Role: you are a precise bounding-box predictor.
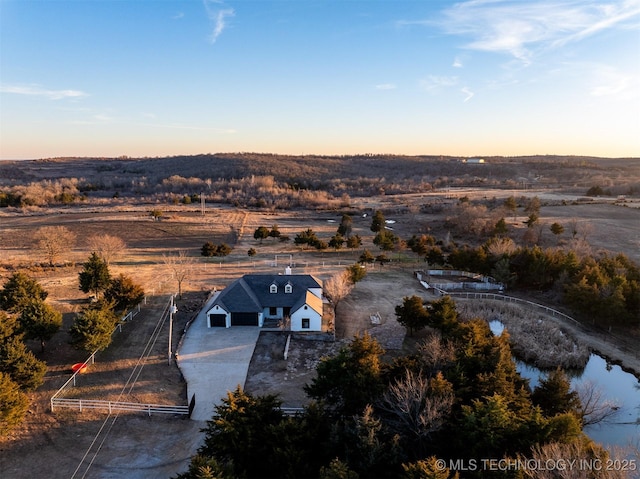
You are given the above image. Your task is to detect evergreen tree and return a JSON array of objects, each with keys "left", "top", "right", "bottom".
[
  {"left": 78, "top": 252, "right": 111, "bottom": 297},
  {"left": 199, "top": 387, "right": 285, "bottom": 478},
  {"left": 493, "top": 217, "right": 508, "bottom": 236},
  {"left": 268, "top": 224, "right": 281, "bottom": 240},
  {"left": 346, "top": 234, "right": 362, "bottom": 250},
  {"left": 503, "top": 196, "right": 517, "bottom": 221},
  {"left": 305, "top": 333, "right": 385, "bottom": 416},
  {"left": 370, "top": 210, "right": 385, "bottom": 233},
  {"left": 104, "top": 274, "right": 145, "bottom": 313},
  {"left": 531, "top": 368, "right": 581, "bottom": 417},
  {"left": 359, "top": 249, "right": 375, "bottom": 264},
  {"left": 69, "top": 303, "right": 118, "bottom": 352},
  {"left": 373, "top": 230, "right": 398, "bottom": 251},
  {"left": 329, "top": 234, "right": 345, "bottom": 250},
  {"left": 18, "top": 299, "right": 62, "bottom": 352},
  {"left": 201, "top": 241, "right": 217, "bottom": 257},
  {"left": 550, "top": 222, "right": 564, "bottom": 236},
  {"left": 347, "top": 263, "right": 367, "bottom": 285},
  {"left": 216, "top": 243, "right": 232, "bottom": 257},
  {"left": 0, "top": 335, "right": 47, "bottom": 390},
  {"left": 395, "top": 296, "right": 430, "bottom": 336},
  {"left": 0, "top": 272, "right": 48, "bottom": 313},
  {"left": 337, "top": 214, "right": 353, "bottom": 238},
  {"left": 253, "top": 226, "right": 270, "bottom": 244},
  {"left": 0, "top": 372, "right": 29, "bottom": 435}
]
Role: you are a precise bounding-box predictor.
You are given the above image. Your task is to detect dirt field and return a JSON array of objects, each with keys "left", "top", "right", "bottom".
[
  {"left": 1, "top": 192, "right": 639, "bottom": 478},
  {"left": 244, "top": 268, "right": 426, "bottom": 405}
]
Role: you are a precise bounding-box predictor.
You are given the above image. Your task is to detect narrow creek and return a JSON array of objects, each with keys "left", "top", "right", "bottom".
[{"left": 489, "top": 320, "right": 640, "bottom": 448}]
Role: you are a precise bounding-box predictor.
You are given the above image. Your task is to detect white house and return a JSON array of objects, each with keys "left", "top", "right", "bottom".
[{"left": 206, "top": 272, "right": 324, "bottom": 332}]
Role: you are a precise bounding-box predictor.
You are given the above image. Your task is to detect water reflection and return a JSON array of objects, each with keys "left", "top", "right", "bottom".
[{"left": 490, "top": 320, "right": 640, "bottom": 447}]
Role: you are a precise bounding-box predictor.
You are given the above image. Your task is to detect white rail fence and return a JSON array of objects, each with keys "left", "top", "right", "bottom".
[
  {"left": 427, "top": 289, "right": 580, "bottom": 326},
  {"left": 50, "top": 298, "right": 189, "bottom": 417},
  {"left": 51, "top": 398, "right": 189, "bottom": 416}
]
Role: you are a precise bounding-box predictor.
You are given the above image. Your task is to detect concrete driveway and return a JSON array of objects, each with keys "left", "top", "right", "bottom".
[{"left": 177, "top": 293, "right": 261, "bottom": 421}]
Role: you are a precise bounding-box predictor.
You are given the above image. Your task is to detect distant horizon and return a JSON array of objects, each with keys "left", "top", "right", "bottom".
[
  {"left": 2, "top": 151, "right": 639, "bottom": 163},
  {"left": 1, "top": 1, "right": 638, "bottom": 160}
]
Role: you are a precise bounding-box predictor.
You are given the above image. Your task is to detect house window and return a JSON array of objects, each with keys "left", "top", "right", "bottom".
[
  {"left": 270, "top": 283, "right": 277, "bottom": 293},
  {"left": 269, "top": 307, "right": 277, "bottom": 316},
  {"left": 302, "top": 318, "right": 310, "bottom": 329},
  {"left": 285, "top": 283, "right": 292, "bottom": 293}
]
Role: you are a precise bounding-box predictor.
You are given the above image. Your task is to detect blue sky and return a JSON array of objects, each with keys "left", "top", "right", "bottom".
[{"left": 1, "top": 0, "right": 639, "bottom": 159}]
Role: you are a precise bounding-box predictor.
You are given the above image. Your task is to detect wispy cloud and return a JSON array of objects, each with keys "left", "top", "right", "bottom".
[
  {"left": 375, "top": 83, "right": 397, "bottom": 90},
  {"left": 452, "top": 56, "right": 464, "bottom": 68},
  {"left": 588, "top": 64, "right": 634, "bottom": 97},
  {"left": 203, "top": 0, "right": 235, "bottom": 43},
  {"left": 461, "top": 87, "right": 475, "bottom": 102},
  {"left": 436, "top": 0, "right": 640, "bottom": 64},
  {"left": 172, "top": 12, "right": 185, "bottom": 20},
  {"left": 1, "top": 84, "right": 88, "bottom": 100},
  {"left": 420, "top": 75, "right": 458, "bottom": 92}
]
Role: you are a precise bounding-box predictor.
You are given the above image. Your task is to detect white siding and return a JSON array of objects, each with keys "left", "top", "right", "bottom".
[
  {"left": 290, "top": 304, "right": 322, "bottom": 331},
  {"left": 206, "top": 304, "right": 231, "bottom": 328}
]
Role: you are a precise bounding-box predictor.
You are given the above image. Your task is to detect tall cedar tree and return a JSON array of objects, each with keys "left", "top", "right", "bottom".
[
  {"left": 69, "top": 303, "right": 119, "bottom": 352},
  {"left": 395, "top": 295, "right": 430, "bottom": 336},
  {"left": 79, "top": 252, "right": 111, "bottom": 297},
  {"left": 18, "top": 299, "right": 62, "bottom": 352},
  {"left": 0, "top": 335, "right": 47, "bottom": 390},
  {"left": 104, "top": 274, "right": 145, "bottom": 313},
  {"left": 0, "top": 272, "right": 48, "bottom": 313},
  {"left": 304, "top": 333, "right": 385, "bottom": 416},
  {"left": 0, "top": 371, "right": 29, "bottom": 435},
  {"left": 370, "top": 210, "right": 385, "bottom": 232}
]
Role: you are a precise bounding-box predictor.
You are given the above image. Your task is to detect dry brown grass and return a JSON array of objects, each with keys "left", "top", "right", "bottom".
[{"left": 456, "top": 299, "right": 590, "bottom": 369}]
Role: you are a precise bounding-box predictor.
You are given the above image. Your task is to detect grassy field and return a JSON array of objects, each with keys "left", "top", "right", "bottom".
[{"left": 1, "top": 181, "right": 640, "bottom": 478}]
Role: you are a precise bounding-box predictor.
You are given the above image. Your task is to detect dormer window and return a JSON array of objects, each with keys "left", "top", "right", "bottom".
[
  {"left": 270, "top": 283, "right": 278, "bottom": 293},
  {"left": 284, "top": 283, "right": 292, "bottom": 294}
]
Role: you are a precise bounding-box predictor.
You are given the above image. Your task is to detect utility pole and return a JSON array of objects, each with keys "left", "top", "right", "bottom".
[{"left": 168, "top": 296, "right": 178, "bottom": 365}]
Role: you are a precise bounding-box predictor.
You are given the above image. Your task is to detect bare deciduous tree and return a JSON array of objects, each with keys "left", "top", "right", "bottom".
[
  {"left": 163, "top": 250, "right": 194, "bottom": 298},
  {"left": 486, "top": 237, "right": 517, "bottom": 258},
  {"left": 418, "top": 333, "right": 456, "bottom": 373},
  {"left": 86, "top": 234, "right": 126, "bottom": 266},
  {"left": 378, "top": 369, "right": 454, "bottom": 442},
  {"left": 576, "top": 380, "right": 622, "bottom": 426},
  {"left": 577, "top": 221, "right": 594, "bottom": 241},
  {"left": 34, "top": 226, "right": 76, "bottom": 266},
  {"left": 525, "top": 439, "right": 632, "bottom": 479},
  {"left": 323, "top": 271, "right": 354, "bottom": 314}
]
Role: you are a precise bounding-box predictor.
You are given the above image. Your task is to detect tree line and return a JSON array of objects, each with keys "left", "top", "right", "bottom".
[{"left": 4, "top": 154, "right": 638, "bottom": 209}]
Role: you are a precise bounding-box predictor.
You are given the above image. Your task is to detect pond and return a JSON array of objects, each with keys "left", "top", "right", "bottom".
[{"left": 489, "top": 320, "right": 640, "bottom": 448}]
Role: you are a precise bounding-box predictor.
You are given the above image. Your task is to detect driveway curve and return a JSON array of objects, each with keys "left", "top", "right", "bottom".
[{"left": 177, "top": 293, "right": 261, "bottom": 421}]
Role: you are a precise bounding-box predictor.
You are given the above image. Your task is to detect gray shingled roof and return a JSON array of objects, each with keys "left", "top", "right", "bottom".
[{"left": 213, "top": 274, "right": 322, "bottom": 313}]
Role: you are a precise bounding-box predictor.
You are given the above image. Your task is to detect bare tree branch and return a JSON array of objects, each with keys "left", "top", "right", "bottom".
[
  {"left": 378, "top": 368, "right": 453, "bottom": 441},
  {"left": 163, "top": 250, "right": 194, "bottom": 298},
  {"left": 577, "top": 380, "right": 622, "bottom": 427},
  {"left": 86, "top": 234, "right": 126, "bottom": 266}
]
